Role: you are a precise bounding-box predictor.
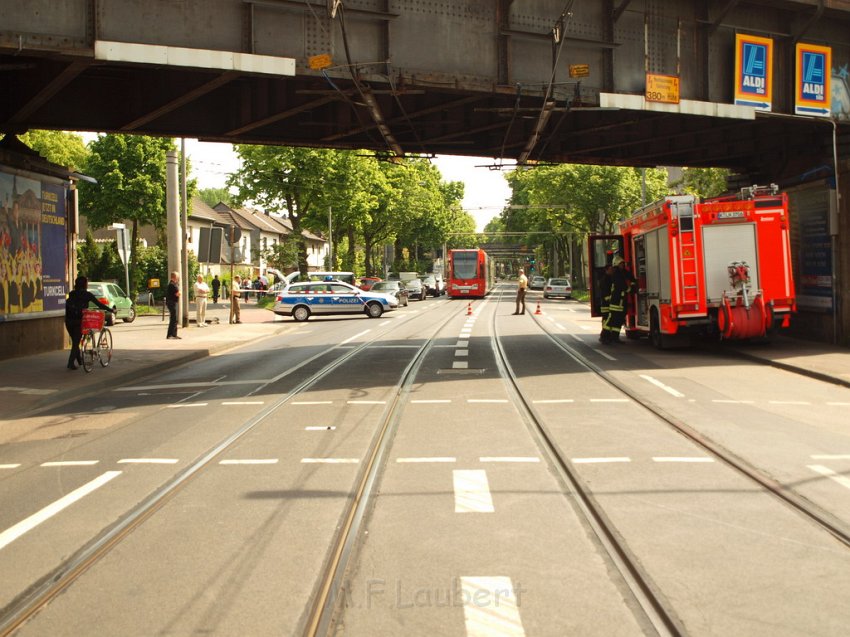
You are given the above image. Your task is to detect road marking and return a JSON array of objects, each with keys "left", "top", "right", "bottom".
[
  {"left": 640, "top": 374, "right": 685, "bottom": 398},
  {"left": 652, "top": 457, "right": 714, "bottom": 463},
  {"left": 712, "top": 399, "right": 755, "bottom": 404},
  {"left": 456, "top": 340, "right": 469, "bottom": 348},
  {"left": 468, "top": 399, "right": 508, "bottom": 404},
  {"left": 453, "top": 361, "right": 469, "bottom": 369},
  {"left": 594, "top": 348, "right": 617, "bottom": 361},
  {"left": 0, "top": 471, "right": 122, "bottom": 551},
  {"left": 589, "top": 398, "right": 629, "bottom": 403},
  {"left": 341, "top": 329, "right": 370, "bottom": 345},
  {"left": 572, "top": 457, "right": 631, "bottom": 464},
  {"left": 0, "top": 464, "right": 21, "bottom": 470},
  {"left": 305, "top": 426, "right": 337, "bottom": 431},
  {"left": 117, "top": 458, "right": 179, "bottom": 464},
  {"left": 479, "top": 457, "right": 540, "bottom": 463},
  {"left": 460, "top": 576, "right": 526, "bottom": 637},
  {"left": 220, "top": 459, "right": 279, "bottom": 465},
  {"left": 347, "top": 400, "right": 386, "bottom": 405},
  {"left": 168, "top": 403, "right": 208, "bottom": 408},
  {"left": 41, "top": 461, "right": 99, "bottom": 467},
  {"left": 396, "top": 457, "right": 456, "bottom": 463},
  {"left": 411, "top": 399, "right": 452, "bottom": 404},
  {"left": 301, "top": 458, "right": 359, "bottom": 464},
  {"left": 810, "top": 454, "right": 850, "bottom": 460},
  {"left": 532, "top": 399, "right": 574, "bottom": 404},
  {"left": 0, "top": 387, "right": 57, "bottom": 395},
  {"left": 456, "top": 349, "right": 469, "bottom": 357},
  {"left": 554, "top": 323, "right": 566, "bottom": 330},
  {"left": 221, "top": 401, "right": 264, "bottom": 405},
  {"left": 808, "top": 465, "right": 850, "bottom": 491},
  {"left": 292, "top": 401, "right": 333, "bottom": 405},
  {"left": 454, "top": 470, "right": 495, "bottom": 513},
  {"left": 769, "top": 400, "right": 811, "bottom": 405}
]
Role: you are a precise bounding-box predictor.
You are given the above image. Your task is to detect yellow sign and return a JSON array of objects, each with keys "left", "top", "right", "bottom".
[
  {"left": 148, "top": 278, "right": 161, "bottom": 289},
  {"left": 308, "top": 54, "right": 333, "bottom": 70},
  {"left": 646, "top": 74, "right": 680, "bottom": 104},
  {"left": 569, "top": 64, "right": 590, "bottom": 78}
]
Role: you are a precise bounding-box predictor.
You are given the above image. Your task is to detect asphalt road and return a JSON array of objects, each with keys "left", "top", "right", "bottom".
[{"left": 2, "top": 286, "right": 850, "bottom": 636}]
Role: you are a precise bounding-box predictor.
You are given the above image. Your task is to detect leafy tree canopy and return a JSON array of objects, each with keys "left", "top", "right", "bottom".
[{"left": 19, "top": 130, "right": 89, "bottom": 171}]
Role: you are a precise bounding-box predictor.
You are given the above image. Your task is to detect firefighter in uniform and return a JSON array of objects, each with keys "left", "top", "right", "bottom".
[
  {"left": 598, "top": 262, "right": 614, "bottom": 343},
  {"left": 602, "top": 255, "right": 633, "bottom": 343}
]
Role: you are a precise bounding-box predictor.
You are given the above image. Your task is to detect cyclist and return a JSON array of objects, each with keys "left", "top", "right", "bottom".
[{"left": 65, "top": 276, "right": 114, "bottom": 370}]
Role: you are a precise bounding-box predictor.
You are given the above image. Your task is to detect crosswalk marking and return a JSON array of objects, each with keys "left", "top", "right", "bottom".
[
  {"left": 460, "top": 576, "right": 526, "bottom": 637},
  {"left": 453, "top": 470, "right": 494, "bottom": 513}
]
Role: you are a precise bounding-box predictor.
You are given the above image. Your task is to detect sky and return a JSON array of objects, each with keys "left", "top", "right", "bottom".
[{"left": 180, "top": 139, "right": 512, "bottom": 232}]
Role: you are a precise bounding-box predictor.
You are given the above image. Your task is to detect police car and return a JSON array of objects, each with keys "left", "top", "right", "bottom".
[{"left": 273, "top": 280, "right": 398, "bottom": 321}]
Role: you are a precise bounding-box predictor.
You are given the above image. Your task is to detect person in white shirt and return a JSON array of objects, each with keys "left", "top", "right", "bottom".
[
  {"left": 194, "top": 274, "right": 210, "bottom": 327},
  {"left": 514, "top": 268, "right": 528, "bottom": 315}
]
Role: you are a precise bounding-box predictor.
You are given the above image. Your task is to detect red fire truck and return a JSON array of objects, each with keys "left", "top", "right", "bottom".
[{"left": 589, "top": 185, "right": 796, "bottom": 348}]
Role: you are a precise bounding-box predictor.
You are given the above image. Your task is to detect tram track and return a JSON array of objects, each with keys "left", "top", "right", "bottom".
[{"left": 0, "top": 303, "right": 458, "bottom": 637}]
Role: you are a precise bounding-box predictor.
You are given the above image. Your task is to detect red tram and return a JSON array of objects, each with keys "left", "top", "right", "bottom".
[{"left": 447, "top": 248, "right": 494, "bottom": 298}]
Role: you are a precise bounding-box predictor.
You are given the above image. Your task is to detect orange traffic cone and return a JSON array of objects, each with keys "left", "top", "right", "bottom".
[
  {"left": 467, "top": 302, "right": 473, "bottom": 316},
  {"left": 534, "top": 300, "right": 542, "bottom": 315}
]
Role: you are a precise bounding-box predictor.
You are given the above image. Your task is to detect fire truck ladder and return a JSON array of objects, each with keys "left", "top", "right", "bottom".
[{"left": 674, "top": 202, "right": 699, "bottom": 305}]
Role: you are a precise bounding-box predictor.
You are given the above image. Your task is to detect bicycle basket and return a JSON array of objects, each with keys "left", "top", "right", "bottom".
[{"left": 81, "top": 309, "right": 105, "bottom": 331}]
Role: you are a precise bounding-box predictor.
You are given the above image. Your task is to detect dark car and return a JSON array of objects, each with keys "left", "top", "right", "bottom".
[
  {"left": 371, "top": 280, "right": 410, "bottom": 307},
  {"left": 404, "top": 278, "right": 428, "bottom": 301},
  {"left": 87, "top": 281, "right": 136, "bottom": 326}
]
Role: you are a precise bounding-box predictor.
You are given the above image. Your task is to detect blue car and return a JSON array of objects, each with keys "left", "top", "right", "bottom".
[{"left": 273, "top": 280, "right": 398, "bottom": 321}]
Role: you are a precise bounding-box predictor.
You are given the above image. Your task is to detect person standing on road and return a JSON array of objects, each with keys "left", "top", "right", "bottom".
[
  {"left": 514, "top": 268, "right": 528, "bottom": 315},
  {"left": 211, "top": 275, "right": 221, "bottom": 304},
  {"left": 64, "top": 276, "right": 114, "bottom": 370},
  {"left": 230, "top": 275, "right": 242, "bottom": 324},
  {"left": 166, "top": 271, "right": 181, "bottom": 339},
  {"left": 598, "top": 262, "right": 614, "bottom": 343},
  {"left": 602, "top": 256, "right": 632, "bottom": 343},
  {"left": 194, "top": 274, "right": 209, "bottom": 327}
]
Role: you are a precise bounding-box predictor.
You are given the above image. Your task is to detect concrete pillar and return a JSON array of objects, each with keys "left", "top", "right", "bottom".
[{"left": 166, "top": 150, "right": 182, "bottom": 323}]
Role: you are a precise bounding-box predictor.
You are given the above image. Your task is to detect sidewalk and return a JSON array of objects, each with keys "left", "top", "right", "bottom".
[
  {"left": 0, "top": 301, "right": 291, "bottom": 421},
  {"left": 1, "top": 304, "right": 848, "bottom": 423}
]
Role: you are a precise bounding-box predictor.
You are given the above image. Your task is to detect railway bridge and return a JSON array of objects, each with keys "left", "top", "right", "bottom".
[{"left": 1, "top": 0, "right": 850, "bottom": 343}]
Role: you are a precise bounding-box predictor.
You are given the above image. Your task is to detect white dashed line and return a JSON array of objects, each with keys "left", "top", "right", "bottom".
[
  {"left": 479, "top": 457, "right": 540, "bottom": 463},
  {"left": 808, "top": 465, "right": 850, "bottom": 491},
  {"left": 305, "top": 426, "right": 337, "bottom": 431},
  {"left": 396, "top": 457, "right": 457, "bottom": 463},
  {"left": 0, "top": 464, "right": 21, "bottom": 470},
  {"left": 0, "top": 471, "right": 121, "bottom": 551},
  {"left": 572, "top": 457, "right": 631, "bottom": 464},
  {"left": 640, "top": 374, "right": 685, "bottom": 398},
  {"left": 117, "top": 459, "right": 179, "bottom": 464},
  {"left": 460, "top": 576, "right": 526, "bottom": 637},
  {"left": 41, "top": 461, "right": 99, "bottom": 467},
  {"left": 220, "top": 459, "right": 279, "bottom": 465},
  {"left": 453, "top": 470, "right": 495, "bottom": 513},
  {"left": 652, "top": 457, "right": 714, "bottom": 463},
  {"left": 168, "top": 403, "right": 208, "bottom": 408},
  {"left": 810, "top": 454, "right": 850, "bottom": 460},
  {"left": 341, "top": 329, "right": 370, "bottom": 345},
  {"left": 301, "top": 458, "right": 359, "bottom": 464},
  {"left": 594, "top": 348, "right": 617, "bottom": 361}
]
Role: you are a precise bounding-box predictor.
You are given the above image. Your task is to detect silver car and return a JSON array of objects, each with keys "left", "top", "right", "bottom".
[
  {"left": 543, "top": 277, "right": 572, "bottom": 299},
  {"left": 273, "top": 280, "right": 398, "bottom": 321}
]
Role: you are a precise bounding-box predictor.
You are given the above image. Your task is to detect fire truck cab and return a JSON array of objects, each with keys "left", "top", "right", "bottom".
[{"left": 589, "top": 185, "right": 796, "bottom": 348}]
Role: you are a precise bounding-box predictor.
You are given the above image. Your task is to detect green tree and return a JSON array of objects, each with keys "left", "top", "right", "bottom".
[
  {"left": 260, "top": 236, "right": 301, "bottom": 276},
  {"left": 197, "top": 186, "right": 234, "bottom": 208},
  {"left": 78, "top": 134, "right": 176, "bottom": 294},
  {"left": 77, "top": 230, "right": 101, "bottom": 278},
  {"left": 19, "top": 130, "right": 88, "bottom": 170},
  {"left": 674, "top": 167, "right": 730, "bottom": 199}
]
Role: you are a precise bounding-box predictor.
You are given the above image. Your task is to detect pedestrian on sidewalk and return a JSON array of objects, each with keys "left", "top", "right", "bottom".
[
  {"left": 211, "top": 275, "right": 221, "bottom": 304},
  {"left": 194, "top": 274, "right": 209, "bottom": 327},
  {"left": 64, "top": 276, "right": 114, "bottom": 370},
  {"left": 514, "top": 268, "right": 528, "bottom": 315},
  {"left": 166, "top": 271, "right": 181, "bottom": 339},
  {"left": 230, "top": 275, "right": 242, "bottom": 324}
]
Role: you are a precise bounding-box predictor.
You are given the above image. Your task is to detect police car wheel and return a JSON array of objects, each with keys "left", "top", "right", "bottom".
[
  {"left": 292, "top": 305, "right": 311, "bottom": 322},
  {"left": 365, "top": 302, "right": 383, "bottom": 318}
]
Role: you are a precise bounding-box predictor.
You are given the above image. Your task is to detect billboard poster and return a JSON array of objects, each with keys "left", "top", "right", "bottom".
[
  {"left": 0, "top": 169, "right": 68, "bottom": 319},
  {"left": 796, "top": 43, "right": 832, "bottom": 116},
  {"left": 734, "top": 33, "right": 773, "bottom": 111}
]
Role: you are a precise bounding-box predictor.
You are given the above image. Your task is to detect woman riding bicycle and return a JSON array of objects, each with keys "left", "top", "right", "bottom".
[{"left": 65, "top": 276, "right": 114, "bottom": 370}]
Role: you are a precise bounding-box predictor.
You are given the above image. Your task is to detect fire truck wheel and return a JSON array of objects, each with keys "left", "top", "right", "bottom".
[{"left": 649, "top": 309, "right": 667, "bottom": 350}]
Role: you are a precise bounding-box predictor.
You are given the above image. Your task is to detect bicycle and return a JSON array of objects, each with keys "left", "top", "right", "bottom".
[{"left": 80, "top": 309, "right": 113, "bottom": 373}]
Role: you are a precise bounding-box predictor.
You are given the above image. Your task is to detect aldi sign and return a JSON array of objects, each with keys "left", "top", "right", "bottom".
[
  {"left": 795, "top": 43, "right": 831, "bottom": 117},
  {"left": 734, "top": 33, "right": 773, "bottom": 111}
]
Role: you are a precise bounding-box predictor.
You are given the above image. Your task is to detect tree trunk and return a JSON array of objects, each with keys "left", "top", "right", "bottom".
[{"left": 129, "top": 220, "right": 139, "bottom": 294}]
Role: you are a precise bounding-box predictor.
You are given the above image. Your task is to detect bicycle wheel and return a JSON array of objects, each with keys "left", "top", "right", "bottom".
[
  {"left": 81, "top": 331, "right": 97, "bottom": 372},
  {"left": 97, "top": 328, "right": 113, "bottom": 367}
]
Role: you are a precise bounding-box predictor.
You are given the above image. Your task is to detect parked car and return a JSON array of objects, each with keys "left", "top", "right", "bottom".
[
  {"left": 543, "top": 277, "right": 572, "bottom": 299},
  {"left": 529, "top": 275, "right": 546, "bottom": 290},
  {"left": 273, "top": 280, "right": 397, "bottom": 321},
  {"left": 420, "top": 274, "right": 444, "bottom": 297},
  {"left": 404, "top": 278, "right": 428, "bottom": 301},
  {"left": 371, "top": 280, "right": 410, "bottom": 307},
  {"left": 359, "top": 276, "right": 382, "bottom": 291},
  {"left": 87, "top": 282, "right": 136, "bottom": 326}
]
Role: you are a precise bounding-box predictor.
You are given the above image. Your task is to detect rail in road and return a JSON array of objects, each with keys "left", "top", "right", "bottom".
[{"left": 2, "top": 287, "right": 850, "bottom": 635}]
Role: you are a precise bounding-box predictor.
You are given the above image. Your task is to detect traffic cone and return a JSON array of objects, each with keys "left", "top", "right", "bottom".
[
  {"left": 534, "top": 300, "right": 542, "bottom": 315},
  {"left": 467, "top": 302, "right": 473, "bottom": 316}
]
